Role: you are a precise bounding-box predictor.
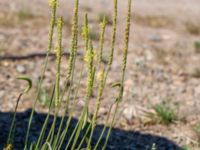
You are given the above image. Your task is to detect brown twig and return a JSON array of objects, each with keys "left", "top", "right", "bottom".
[
  {"left": 0, "top": 51, "right": 82, "bottom": 61},
  {"left": 0, "top": 51, "right": 108, "bottom": 63}
]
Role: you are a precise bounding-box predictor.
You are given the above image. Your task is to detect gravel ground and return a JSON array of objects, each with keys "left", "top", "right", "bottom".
[{"left": 1, "top": 0, "right": 200, "bottom": 149}]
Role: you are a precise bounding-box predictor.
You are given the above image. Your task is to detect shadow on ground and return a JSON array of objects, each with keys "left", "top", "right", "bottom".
[{"left": 0, "top": 109, "right": 182, "bottom": 150}]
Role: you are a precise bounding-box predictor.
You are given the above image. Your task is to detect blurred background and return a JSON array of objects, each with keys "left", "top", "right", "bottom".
[{"left": 1, "top": 0, "right": 200, "bottom": 149}]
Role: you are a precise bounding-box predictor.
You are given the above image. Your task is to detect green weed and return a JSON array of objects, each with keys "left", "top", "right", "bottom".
[
  {"left": 153, "top": 103, "right": 177, "bottom": 125},
  {"left": 17, "top": 9, "right": 34, "bottom": 21},
  {"left": 38, "top": 88, "right": 52, "bottom": 107},
  {"left": 194, "top": 41, "right": 200, "bottom": 53}
]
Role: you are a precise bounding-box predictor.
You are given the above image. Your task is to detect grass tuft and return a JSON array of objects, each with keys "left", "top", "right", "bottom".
[
  {"left": 153, "top": 103, "right": 177, "bottom": 125},
  {"left": 134, "top": 13, "right": 173, "bottom": 28}
]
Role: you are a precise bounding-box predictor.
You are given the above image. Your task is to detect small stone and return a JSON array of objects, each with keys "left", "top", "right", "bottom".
[
  {"left": 98, "top": 107, "right": 107, "bottom": 116},
  {"left": 16, "top": 65, "right": 26, "bottom": 73},
  {"left": 145, "top": 50, "right": 154, "bottom": 61},
  {"left": 134, "top": 57, "right": 146, "bottom": 68},
  {"left": 148, "top": 33, "right": 162, "bottom": 42},
  {"left": 123, "top": 106, "right": 136, "bottom": 120},
  {"left": 0, "top": 90, "right": 5, "bottom": 98}
]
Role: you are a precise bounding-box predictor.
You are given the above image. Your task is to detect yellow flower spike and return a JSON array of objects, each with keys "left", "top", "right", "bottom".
[
  {"left": 86, "top": 40, "right": 94, "bottom": 98},
  {"left": 66, "top": 0, "right": 79, "bottom": 81},
  {"left": 87, "top": 68, "right": 105, "bottom": 149},
  {"left": 108, "top": 0, "right": 118, "bottom": 66},
  {"left": 82, "top": 13, "right": 89, "bottom": 53},
  {"left": 48, "top": 0, "right": 58, "bottom": 9},
  {"left": 101, "top": 0, "right": 132, "bottom": 149},
  {"left": 93, "top": 48, "right": 98, "bottom": 61},
  {"left": 93, "top": 68, "right": 105, "bottom": 126},
  {"left": 55, "top": 17, "right": 63, "bottom": 107},
  {"left": 98, "top": 16, "right": 107, "bottom": 65}
]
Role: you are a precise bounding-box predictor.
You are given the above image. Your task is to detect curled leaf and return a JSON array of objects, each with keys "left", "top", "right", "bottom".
[
  {"left": 17, "top": 76, "right": 32, "bottom": 93},
  {"left": 44, "top": 142, "right": 52, "bottom": 150},
  {"left": 111, "top": 82, "right": 121, "bottom": 88}
]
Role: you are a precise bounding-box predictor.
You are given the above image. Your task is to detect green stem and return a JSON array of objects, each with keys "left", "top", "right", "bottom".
[
  {"left": 7, "top": 93, "right": 23, "bottom": 145},
  {"left": 24, "top": 1, "right": 57, "bottom": 148}
]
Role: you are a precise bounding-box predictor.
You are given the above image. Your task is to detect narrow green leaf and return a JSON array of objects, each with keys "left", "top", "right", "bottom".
[
  {"left": 17, "top": 76, "right": 32, "bottom": 93},
  {"left": 111, "top": 82, "right": 121, "bottom": 88}
]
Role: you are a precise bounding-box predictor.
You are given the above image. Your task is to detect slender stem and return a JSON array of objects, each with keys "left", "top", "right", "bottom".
[
  {"left": 102, "top": 0, "right": 132, "bottom": 149},
  {"left": 7, "top": 93, "right": 23, "bottom": 145},
  {"left": 35, "top": 85, "right": 55, "bottom": 149},
  {"left": 24, "top": 1, "right": 57, "bottom": 148},
  {"left": 53, "top": 64, "right": 84, "bottom": 149}
]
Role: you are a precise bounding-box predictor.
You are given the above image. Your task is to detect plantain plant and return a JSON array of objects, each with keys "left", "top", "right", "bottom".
[{"left": 4, "top": 0, "right": 132, "bottom": 149}]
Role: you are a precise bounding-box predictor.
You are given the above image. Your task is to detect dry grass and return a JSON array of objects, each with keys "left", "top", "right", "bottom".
[
  {"left": 153, "top": 46, "right": 168, "bottom": 65},
  {"left": 185, "top": 21, "right": 200, "bottom": 35},
  {"left": 191, "top": 68, "right": 200, "bottom": 78},
  {"left": 82, "top": 5, "right": 92, "bottom": 12},
  {"left": 0, "top": 44, "right": 7, "bottom": 55},
  {"left": 0, "top": 13, "right": 15, "bottom": 27},
  {"left": 133, "top": 13, "right": 173, "bottom": 28},
  {"left": 17, "top": 9, "right": 35, "bottom": 21},
  {"left": 0, "top": 10, "right": 45, "bottom": 28}
]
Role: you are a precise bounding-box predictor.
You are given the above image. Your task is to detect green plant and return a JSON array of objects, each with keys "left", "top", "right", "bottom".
[
  {"left": 151, "top": 143, "right": 156, "bottom": 150},
  {"left": 38, "top": 88, "right": 52, "bottom": 107},
  {"left": 6, "top": 77, "right": 32, "bottom": 149},
  {"left": 194, "top": 41, "right": 200, "bottom": 53},
  {"left": 4, "top": 0, "right": 132, "bottom": 149},
  {"left": 191, "top": 68, "right": 200, "bottom": 78},
  {"left": 98, "top": 13, "right": 112, "bottom": 25},
  {"left": 153, "top": 103, "right": 177, "bottom": 125},
  {"left": 181, "top": 145, "right": 192, "bottom": 150},
  {"left": 17, "top": 9, "right": 34, "bottom": 21},
  {"left": 194, "top": 123, "right": 200, "bottom": 146}
]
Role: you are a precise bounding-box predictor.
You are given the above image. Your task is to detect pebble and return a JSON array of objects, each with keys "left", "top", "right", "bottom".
[
  {"left": 148, "top": 34, "right": 162, "bottom": 42},
  {"left": 123, "top": 105, "right": 136, "bottom": 120},
  {"left": 16, "top": 64, "right": 26, "bottom": 73},
  {"left": 0, "top": 90, "right": 5, "bottom": 99},
  {"left": 98, "top": 107, "right": 107, "bottom": 116},
  {"left": 134, "top": 57, "right": 146, "bottom": 68},
  {"left": 145, "top": 50, "right": 154, "bottom": 61}
]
